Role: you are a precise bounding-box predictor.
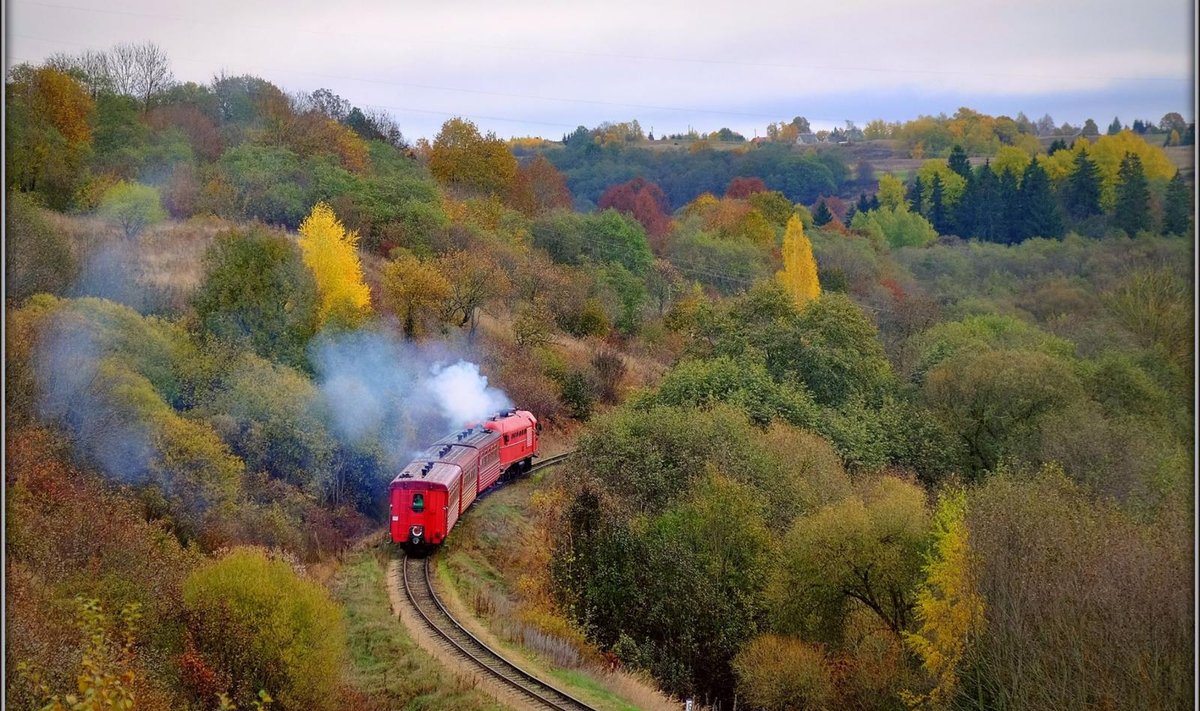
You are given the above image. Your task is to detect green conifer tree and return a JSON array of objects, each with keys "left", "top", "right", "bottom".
[
  {"left": 1162, "top": 171, "right": 1192, "bottom": 236},
  {"left": 1061, "top": 149, "right": 1102, "bottom": 221},
  {"left": 813, "top": 200, "right": 833, "bottom": 226},
  {"left": 1019, "top": 158, "right": 1064, "bottom": 240},
  {"left": 1113, "top": 152, "right": 1151, "bottom": 236},
  {"left": 929, "top": 173, "right": 948, "bottom": 234},
  {"left": 948, "top": 145, "right": 972, "bottom": 179}
]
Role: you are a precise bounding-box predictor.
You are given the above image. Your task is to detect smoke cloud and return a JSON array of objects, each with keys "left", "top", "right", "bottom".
[{"left": 310, "top": 327, "right": 512, "bottom": 466}]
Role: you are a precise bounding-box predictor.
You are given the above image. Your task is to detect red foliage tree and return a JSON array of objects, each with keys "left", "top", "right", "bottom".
[
  {"left": 598, "top": 177, "right": 672, "bottom": 253},
  {"left": 725, "top": 176, "right": 767, "bottom": 199},
  {"left": 510, "top": 155, "right": 573, "bottom": 216}
]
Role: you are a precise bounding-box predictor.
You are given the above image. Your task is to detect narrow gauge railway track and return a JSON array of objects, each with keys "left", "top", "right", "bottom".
[{"left": 401, "top": 555, "right": 597, "bottom": 711}]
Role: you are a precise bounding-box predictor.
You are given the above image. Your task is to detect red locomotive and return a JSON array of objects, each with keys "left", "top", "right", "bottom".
[{"left": 390, "top": 409, "right": 539, "bottom": 550}]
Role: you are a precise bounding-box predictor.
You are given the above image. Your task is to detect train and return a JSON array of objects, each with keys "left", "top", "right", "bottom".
[{"left": 390, "top": 408, "right": 540, "bottom": 550}]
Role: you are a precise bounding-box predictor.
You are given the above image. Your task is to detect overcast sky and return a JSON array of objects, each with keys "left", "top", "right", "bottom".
[{"left": 6, "top": 0, "right": 1195, "bottom": 140}]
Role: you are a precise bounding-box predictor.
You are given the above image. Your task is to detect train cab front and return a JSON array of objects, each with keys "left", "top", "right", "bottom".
[{"left": 389, "top": 462, "right": 447, "bottom": 553}]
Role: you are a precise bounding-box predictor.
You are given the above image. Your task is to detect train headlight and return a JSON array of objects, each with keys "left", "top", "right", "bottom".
[{"left": 410, "top": 525, "right": 424, "bottom": 537}]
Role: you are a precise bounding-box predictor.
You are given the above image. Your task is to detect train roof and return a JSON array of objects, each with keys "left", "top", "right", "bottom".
[
  {"left": 433, "top": 426, "right": 498, "bottom": 449},
  {"left": 481, "top": 409, "right": 537, "bottom": 436},
  {"left": 390, "top": 459, "right": 460, "bottom": 490}
]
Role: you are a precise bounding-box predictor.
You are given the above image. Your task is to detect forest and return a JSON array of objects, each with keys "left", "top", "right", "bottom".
[{"left": 4, "top": 41, "right": 1195, "bottom": 711}]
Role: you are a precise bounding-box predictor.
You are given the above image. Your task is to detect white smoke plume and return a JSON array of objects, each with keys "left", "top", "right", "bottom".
[{"left": 310, "top": 328, "right": 512, "bottom": 466}]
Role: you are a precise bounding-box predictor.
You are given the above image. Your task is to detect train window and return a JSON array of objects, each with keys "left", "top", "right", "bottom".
[{"left": 412, "top": 493, "right": 425, "bottom": 513}]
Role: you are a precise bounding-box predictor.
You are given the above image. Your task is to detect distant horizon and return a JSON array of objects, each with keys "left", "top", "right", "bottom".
[{"left": 6, "top": 0, "right": 1194, "bottom": 141}]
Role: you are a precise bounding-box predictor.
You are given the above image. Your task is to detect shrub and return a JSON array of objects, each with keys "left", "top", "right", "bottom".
[
  {"left": 733, "top": 635, "right": 834, "bottom": 711},
  {"left": 5, "top": 191, "right": 78, "bottom": 302},
  {"left": 183, "top": 547, "right": 345, "bottom": 710},
  {"left": 98, "top": 180, "right": 167, "bottom": 238}
]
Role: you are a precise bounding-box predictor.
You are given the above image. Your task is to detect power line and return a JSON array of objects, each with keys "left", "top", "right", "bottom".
[{"left": 12, "top": 0, "right": 1186, "bottom": 85}]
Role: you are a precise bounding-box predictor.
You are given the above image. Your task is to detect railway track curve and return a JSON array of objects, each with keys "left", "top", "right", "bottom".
[
  {"left": 400, "top": 554, "right": 597, "bottom": 711},
  {"left": 393, "top": 450, "right": 595, "bottom": 711}
]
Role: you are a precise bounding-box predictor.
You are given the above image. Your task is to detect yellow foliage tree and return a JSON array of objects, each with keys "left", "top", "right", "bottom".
[
  {"left": 776, "top": 215, "right": 820, "bottom": 307},
  {"left": 1042, "top": 131, "right": 1176, "bottom": 208},
  {"left": 902, "top": 490, "right": 986, "bottom": 710},
  {"left": 297, "top": 202, "right": 371, "bottom": 327},
  {"left": 877, "top": 173, "right": 908, "bottom": 210}
]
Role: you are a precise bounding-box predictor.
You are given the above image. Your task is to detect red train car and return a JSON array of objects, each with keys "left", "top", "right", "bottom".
[{"left": 390, "top": 409, "right": 539, "bottom": 549}]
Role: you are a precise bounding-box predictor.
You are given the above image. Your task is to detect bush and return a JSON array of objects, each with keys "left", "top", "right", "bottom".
[
  {"left": 183, "top": 547, "right": 345, "bottom": 710},
  {"left": 98, "top": 180, "right": 167, "bottom": 238},
  {"left": 733, "top": 635, "right": 834, "bottom": 711},
  {"left": 5, "top": 191, "right": 78, "bottom": 302}
]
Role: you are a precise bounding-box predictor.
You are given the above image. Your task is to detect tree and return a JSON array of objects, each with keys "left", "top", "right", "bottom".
[
  {"left": 776, "top": 215, "right": 820, "bottom": 307},
  {"left": 598, "top": 177, "right": 671, "bottom": 251},
  {"left": 907, "top": 175, "right": 924, "bottom": 213},
  {"left": 1035, "top": 113, "right": 1056, "bottom": 136},
  {"left": 1081, "top": 118, "right": 1100, "bottom": 137},
  {"left": 436, "top": 249, "right": 510, "bottom": 339},
  {"left": 1159, "top": 111, "right": 1187, "bottom": 134},
  {"left": 297, "top": 202, "right": 372, "bottom": 328},
  {"left": 381, "top": 251, "right": 452, "bottom": 337},
  {"left": 1113, "top": 152, "right": 1150, "bottom": 235},
  {"left": 193, "top": 227, "right": 320, "bottom": 368},
  {"left": 902, "top": 490, "right": 985, "bottom": 710},
  {"left": 725, "top": 176, "right": 767, "bottom": 198},
  {"left": 996, "top": 168, "right": 1020, "bottom": 243},
  {"left": 183, "top": 548, "right": 345, "bottom": 710},
  {"left": 774, "top": 476, "right": 931, "bottom": 640},
  {"left": 1161, "top": 171, "right": 1192, "bottom": 236},
  {"left": 5, "top": 65, "right": 95, "bottom": 207},
  {"left": 812, "top": 199, "right": 833, "bottom": 226},
  {"left": 791, "top": 115, "right": 812, "bottom": 133},
  {"left": 1060, "top": 149, "right": 1102, "bottom": 221},
  {"left": 851, "top": 205, "right": 937, "bottom": 248},
  {"left": 1107, "top": 116, "right": 1123, "bottom": 135},
  {"left": 1017, "top": 158, "right": 1063, "bottom": 239},
  {"left": 877, "top": 173, "right": 906, "bottom": 210},
  {"left": 509, "top": 155, "right": 572, "bottom": 216},
  {"left": 427, "top": 117, "right": 517, "bottom": 195},
  {"left": 947, "top": 144, "right": 971, "bottom": 178},
  {"left": 108, "top": 42, "right": 174, "bottom": 111},
  {"left": 928, "top": 173, "right": 948, "bottom": 234},
  {"left": 98, "top": 181, "right": 167, "bottom": 238}
]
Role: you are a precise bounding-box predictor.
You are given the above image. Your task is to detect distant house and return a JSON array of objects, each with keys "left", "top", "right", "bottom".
[{"left": 796, "top": 132, "right": 820, "bottom": 145}]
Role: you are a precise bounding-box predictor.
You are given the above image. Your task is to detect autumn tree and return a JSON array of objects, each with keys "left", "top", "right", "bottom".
[
  {"left": 509, "top": 155, "right": 573, "bottom": 216},
  {"left": 598, "top": 177, "right": 672, "bottom": 251},
  {"left": 99, "top": 181, "right": 167, "bottom": 238},
  {"left": 776, "top": 215, "right": 820, "bottom": 307},
  {"left": 725, "top": 176, "right": 768, "bottom": 198},
  {"left": 1113, "top": 152, "right": 1150, "bottom": 235},
  {"left": 902, "top": 490, "right": 985, "bottom": 709},
  {"left": 297, "top": 202, "right": 372, "bottom": 328},
  {"left": 436, "top": 249, "right": 510, "bottom": 339},
  {"left": 381, "top": 251, "right": 452, "bottom": 338},
  {"left": 428, "top": 117, "right": 518, "bottom": 195},
  {"left": 877, "top": 173, "right": 907, "bottom": 210},
  {"left": 5, "top": 64, "right": 95, "bottom": 207},
  {"left": 774, "top": 476, "right": 931, "bottom": 640}
]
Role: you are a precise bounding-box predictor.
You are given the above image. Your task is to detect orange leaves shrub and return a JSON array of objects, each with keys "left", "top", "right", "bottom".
[{"left": 598, "top": 177, "right": 672, "bottom": 252}]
